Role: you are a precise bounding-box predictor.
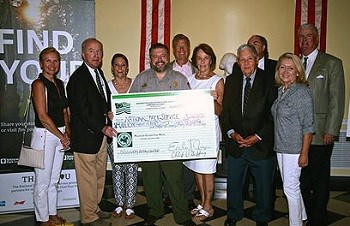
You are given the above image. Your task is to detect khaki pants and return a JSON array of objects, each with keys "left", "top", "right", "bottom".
[{"left": 74, "top": 137, "right": 107, "bottom": 224}]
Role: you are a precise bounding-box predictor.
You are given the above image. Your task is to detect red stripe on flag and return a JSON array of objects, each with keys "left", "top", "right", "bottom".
[
  {"left": 151, "top": 0, "right": 159, "bottom": 44},
  {"left": 139, "top": 0, "right": 147, "bottom": 72},
  {"left": 164, "top": 0, "right": 171, "bottom": 49},
  {"left": 294, "top": 0, "right": 302, "bottom": 54},
  {"left": 319, "top": 0, "right": 328, "bottom": 52},
  {"left": 307, "top": 0, "right": 316, "bottom": 24}
]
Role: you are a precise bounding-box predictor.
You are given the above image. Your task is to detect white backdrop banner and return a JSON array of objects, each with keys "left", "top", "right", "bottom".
[
  {"left": 0, "top": 169, "right": 79, "bottom": 214},
  {"left": 0, "top": 0, "right": 95, "bottom": 214}
]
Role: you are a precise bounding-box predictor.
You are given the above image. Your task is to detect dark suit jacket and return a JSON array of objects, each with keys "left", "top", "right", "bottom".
[
  {"left": 264, "top": 58, "right": 277, "bottom": 79},
  {"left": 221, "top": 68, "right": 277, "bottom": 159},
  {"left": 67, "top": 63, "right": 111, "bottom": 154}
]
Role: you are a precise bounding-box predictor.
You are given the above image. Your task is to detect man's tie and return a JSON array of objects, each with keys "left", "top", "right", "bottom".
[
  {"left": 94, "top": 69, "right": 106, "bottom": 100},
  {"left": 303, "top": 57, "right": 308, "bottom": 70},
  {"left": 243, "top": 77, "right": 251, "bottom": 116}
]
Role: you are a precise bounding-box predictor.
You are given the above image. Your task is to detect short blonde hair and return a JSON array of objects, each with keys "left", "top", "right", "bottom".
[
  {"left": 39, "top": 47, "right": 60, "bottom": 62},
  {"left": 275, "top": 53, "right": 307, "bottom": 86}
]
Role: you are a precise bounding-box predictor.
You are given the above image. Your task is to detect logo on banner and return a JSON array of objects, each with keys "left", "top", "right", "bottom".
[
  {"left": 14, "top": 200, "right": 25, "bottom": 205},
  {"left": 117, "top": 132, "right": 132, "bottom": 148},
  {"left": 115, "top": 102, "right": 131, "bottom": 115}
]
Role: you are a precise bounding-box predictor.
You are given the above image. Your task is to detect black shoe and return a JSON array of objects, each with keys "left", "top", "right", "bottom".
[
  {"left": 96, "top": 211, "right": 111, "bottom": 219},
  {"left": 181, "top": 219, "right": 196, "bottom": 226},
  {"left": 187, "top": 199, "right": 196, "bottom": 210},
  {"left": 163, "top": 196, "right": 172, "bottom": 207},
  {"left": 224, "top": 218, "right": 237, "bottom": 226},
  {"left": 143, "top": 215, "right": 162, "bottom": 226},
  {"left": 256, "top": 221, "right": 268, "bottom": 226}
]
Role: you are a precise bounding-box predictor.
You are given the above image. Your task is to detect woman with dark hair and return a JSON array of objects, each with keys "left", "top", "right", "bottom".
[
  {"left": 32, "top": 47, "right": 70, "bottom": 226},
  {"left": 107, "top": 53, "right": 137, "bottom": 219},
  {"left": 184, "top": 43, "right": 224, "bottom": 221}
]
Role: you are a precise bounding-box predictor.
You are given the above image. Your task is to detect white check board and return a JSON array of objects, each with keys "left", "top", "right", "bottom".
[{"left": 111, "top": 89, "right": 217, "bottom": 163}]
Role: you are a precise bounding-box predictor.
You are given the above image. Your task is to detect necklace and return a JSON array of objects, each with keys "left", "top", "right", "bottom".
[
  {"left": 195, "top": 71, "right": 213, "bottom": 80},
  {"left": 113, "top": 78, "right": 130, "bottom": 90}
]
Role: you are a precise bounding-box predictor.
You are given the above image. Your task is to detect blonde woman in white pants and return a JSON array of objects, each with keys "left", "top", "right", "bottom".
[
  {"left": 31, "top": 47, "right": 70, "bottom": 226},
  {"left": 271, "top": 53, "right": 315, "bottom": 226}
]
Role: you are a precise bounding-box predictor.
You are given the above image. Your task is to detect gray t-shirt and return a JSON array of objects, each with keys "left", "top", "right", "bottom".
[{"left": 129, "top": 68, "right": 190, "bottom": 93}]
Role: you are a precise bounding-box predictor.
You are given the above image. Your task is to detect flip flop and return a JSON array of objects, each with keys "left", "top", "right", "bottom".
[
  {"left": 192, "top": 208, "right": 214, "bottom": 221},
  {"left": 190, "top": 204, "right": 203, "bottom": 215},
  {"left": 125, "top": 208, "right": 135, "bottom": 219},
  {"left": 112, "top": 206, "right": 123, "bottom": 218}
]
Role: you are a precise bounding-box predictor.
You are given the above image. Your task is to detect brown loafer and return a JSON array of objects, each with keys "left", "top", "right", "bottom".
[{"left": 49, "top": 215, "right": 66, "bottom": 225}]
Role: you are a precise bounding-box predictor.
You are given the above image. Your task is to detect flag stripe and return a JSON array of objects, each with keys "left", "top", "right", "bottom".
[
  {"left": 164, "top": 0, "right": 171, "bottom": 47},
  {"left": 152, "top": 0, "right": 159, "bottom": 44},
  {"left": 157, "top": 0, "right": 164, "bottom": 43},
  {"left": 307, "top": 0, "right": 315, "bottom": 24},
  {"left": 320, "top": 0, "right": 328, "bottom": 51},
  {"left": 294, "top": 0, "right": 302, "bottom": 54},
  {"left": 139, "top": 0, "right": 147, "bottom": 72}
]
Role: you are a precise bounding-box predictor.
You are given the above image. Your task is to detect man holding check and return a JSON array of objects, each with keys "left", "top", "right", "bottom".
[{"left": 129, "top": 43, "right": 195, "bottom": 226}]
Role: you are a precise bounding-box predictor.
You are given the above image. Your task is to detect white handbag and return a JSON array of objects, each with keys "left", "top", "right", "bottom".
[
  {"left": 17, "top": 88, "right": 46, "bottom": 169},
  {"left": 18, "top": 145, "right": 45, "bottom": 169}
]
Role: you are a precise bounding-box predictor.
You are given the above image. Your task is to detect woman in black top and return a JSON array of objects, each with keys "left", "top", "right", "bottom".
[{"left": 31, "top": 47, "right": 70, "bottom": 226}]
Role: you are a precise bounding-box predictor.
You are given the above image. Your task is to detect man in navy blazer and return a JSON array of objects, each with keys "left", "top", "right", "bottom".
[
  {"left": 67, "top": 38, "right": 116, "bottom": 226},
  {"left": 222, "top": 44, "right": 277, "bottom": 226},
  {"left": 247, "top": 35, "right": 277, "bottom": 78},
  {"left": 298, "top": 23, "right": 345, "bottom": 226}
]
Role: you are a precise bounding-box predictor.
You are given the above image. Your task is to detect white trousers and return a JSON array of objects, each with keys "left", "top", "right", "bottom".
[
  {"left": 277, "top": 153, "right": 307, "bottom": 226},
  {"left": 32, "top": 126, "right": 65, "bottom": 222}
]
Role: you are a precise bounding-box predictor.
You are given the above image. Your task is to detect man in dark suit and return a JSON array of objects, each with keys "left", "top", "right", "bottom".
[
  {"left": 222, "top": 44, "right": 277, "bottom": 226},
  {"left": 246, "top": 34, "right": 278, "bottom": 210},
  {"left": 298, "top": 23, "right": 345, "bottom": 226},
  {"left": 247, "top": 35, "right": 277, "bottom": 77},
  {"left": 67, "top": 38, "right": 116, "bottom": 226}
]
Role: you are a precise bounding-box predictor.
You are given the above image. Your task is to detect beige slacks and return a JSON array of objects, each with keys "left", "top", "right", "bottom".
[{"left": 74, "top": 137, "right": 107, "bottom": 224}]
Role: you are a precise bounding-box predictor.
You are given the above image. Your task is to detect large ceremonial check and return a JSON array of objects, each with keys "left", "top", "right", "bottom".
[{"left": 111, "top": 89, "right": 217, "bottom": 163}]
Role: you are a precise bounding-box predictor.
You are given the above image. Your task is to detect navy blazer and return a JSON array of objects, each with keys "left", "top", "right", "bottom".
[
  {"left": 264, "top": 58, "right": 277, "bottom": 79},
  {"left": 67, "top": 63, "right": 111, "bottom": 154},
  {"left": 221, "top": 68, "right": 277, "bottom": 159}
]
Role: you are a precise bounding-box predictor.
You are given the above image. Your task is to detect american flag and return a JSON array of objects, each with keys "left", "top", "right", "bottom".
[
  {"left": 139, "top": 0, "right": 171, "bottom": 72},
  {"left": 294, "top": 0, "right": 328, "bottom": 54}
]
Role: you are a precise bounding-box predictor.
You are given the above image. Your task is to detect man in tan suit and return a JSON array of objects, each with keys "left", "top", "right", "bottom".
[{"left": 298, "top": 23, "right": 345, "bottom": 226}]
